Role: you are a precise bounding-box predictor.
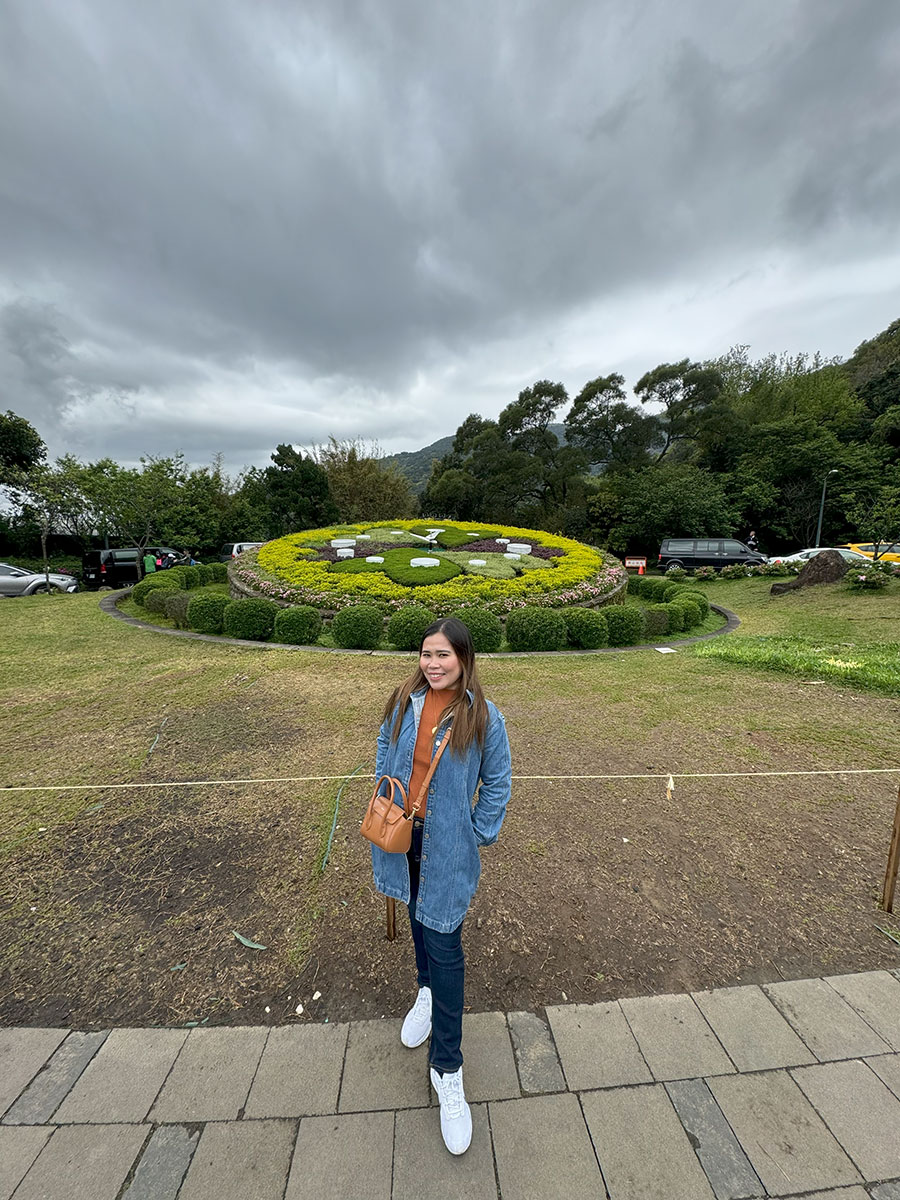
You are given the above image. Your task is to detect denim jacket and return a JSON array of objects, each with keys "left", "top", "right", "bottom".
[{"left": 370, "top": 687, "right": 511, "bottom": 933}]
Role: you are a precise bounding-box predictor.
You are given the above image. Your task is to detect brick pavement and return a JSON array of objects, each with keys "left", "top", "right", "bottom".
[{"left": 2, "top": 969, "right": 900, "bottom": 1198}]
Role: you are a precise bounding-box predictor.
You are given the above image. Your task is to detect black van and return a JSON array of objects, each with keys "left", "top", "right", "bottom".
[
  {"left": 81, "top": 548, "right": 143, "bottom": 589},
  {"left": 658, "top": 538, "right": 767, "bottom": 571}
]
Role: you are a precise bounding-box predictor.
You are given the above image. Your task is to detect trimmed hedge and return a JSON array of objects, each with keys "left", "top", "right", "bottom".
[
  {"left": 563, "top": 607, "right": 609, "bottom": 649},
  {"left": 164, "top": 590, "right": 192, "bottom": 629},
  {"left": 209, "top": 561, "right": 228, "bottom": 583},
  {"left": 664, "top": 603, "right": 685, "bottom": 633},
  {"left": 331, "top": 603, "right": 384, "bottom": 650},
  {"left": 196, "top": 563, "right": 212, "bottom": 586},
  {"left": 222, "top": 597, "right": 279, "bottom": 641},
  {"left": 386, "top": 605, "right": 436, "bottom": 651},
  {"left": 187, "top": 592, "right": 230, "bottom": 634},
  {"left": 644, "top": 604, "right": 671, "bottom": 638},
  {"left": 133, "top": 575, "right": 178, "bottom": 606},
  {"left": 273, "top": 605, "right": 323, "bottom": 645},
  {"left": 671, "top": 598, "right": 702, "bottom": 630},
  {"left": 662, "top": 583, "right": 684, "bottom": 603},
  {"left": 680, "top": 589, "right": 710, "bottom": 619},
  {"left": 640, "top": 577, "right": 671, "bottom": 602},
  {"left": 145, "top": 587, "right": 175, "bottom": 615},
  {"left": 451, "top": 606, "right": 503, "bottom": 653},
  {"left": 505, "top": 607, "right": 568, "bottom": 652},
  {"left": 604, "top": 605, "right": 646, "bottom": 646}
]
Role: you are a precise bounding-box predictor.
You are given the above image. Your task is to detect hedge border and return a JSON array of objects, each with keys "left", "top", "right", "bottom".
[{"left": 102, "top": 588, "right": 739, "bottom": 655}]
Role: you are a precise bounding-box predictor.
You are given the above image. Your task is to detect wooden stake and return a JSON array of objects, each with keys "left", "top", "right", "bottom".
[
  {"left": 882, "top": 783, "right": 900, "bottom": 914},
  {"left": 386, "top": 897, "right": 396, "bottom": 940}
]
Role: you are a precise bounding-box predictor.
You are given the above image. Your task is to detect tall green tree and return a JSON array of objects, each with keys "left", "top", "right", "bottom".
[
  {"left": 259, "top": 444, "right": 338, "bottom": 535},
  {"left": 0, "top": 411, "right": 46, "bottom": 482},
  {"left": 634, "top": 360, "right": 723, "bottom": 462},
  {"left": 564, "top": 373, "right": 658, "bottom": 470},
  {"left": 311, "top": 438, "right": 416, "bottom": 522}
]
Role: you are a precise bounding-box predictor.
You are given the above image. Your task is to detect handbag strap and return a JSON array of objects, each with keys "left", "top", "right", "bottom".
[{"left": 408, "top": 730, "right": 451, "bottom": 820}]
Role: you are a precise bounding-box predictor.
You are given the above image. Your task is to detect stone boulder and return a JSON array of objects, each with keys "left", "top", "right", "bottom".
[{"left": 770, "top": 549, "right": 848, "bottom": 595}]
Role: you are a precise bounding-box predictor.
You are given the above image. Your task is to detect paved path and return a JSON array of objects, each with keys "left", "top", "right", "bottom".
[{"left": 2, "top": 969, "right": 900, "bottom": 1199}]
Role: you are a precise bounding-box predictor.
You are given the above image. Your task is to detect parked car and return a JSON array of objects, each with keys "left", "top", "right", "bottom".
[
  {"left": 768, "top": 547, "right": 870, "bottom": 566},
  {"left": 218, "top": 541, "right": 265, "bottom": 561},
  {"left": 0, "top": 562, "right": 79, "bottom": 596},
  {"left": 657, "top": 538, "right": 767, "bottom": 571},
  {"left": 839, "top": 542, "right": 900, "bottom": 563},
  {"left": 81, "top": 546, "right": 184, "bottom": 589}
]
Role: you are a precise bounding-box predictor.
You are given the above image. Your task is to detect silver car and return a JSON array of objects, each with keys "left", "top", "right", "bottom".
[
  {"left": 769, "top": 547, "right": 870, "bottom": 565},
  {"left": 0, "top": 562, "right": 79, "bottom": 596}
]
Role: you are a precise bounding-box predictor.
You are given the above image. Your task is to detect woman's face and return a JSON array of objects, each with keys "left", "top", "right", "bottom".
[{"left": 420, "top": 631, "right": 463, "bottom": 691}]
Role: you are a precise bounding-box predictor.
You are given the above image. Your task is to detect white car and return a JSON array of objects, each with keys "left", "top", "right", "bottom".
[
  {"left": 0, "top": 562, "right": 80, "bottom": 596},
  {"left": 768, "top": 547, "right": 870, "bottom": 566}
]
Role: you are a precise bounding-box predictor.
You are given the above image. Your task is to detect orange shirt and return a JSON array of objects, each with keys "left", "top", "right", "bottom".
[{"left": 407, "top": 687, "right": 456, "bottom": 814}]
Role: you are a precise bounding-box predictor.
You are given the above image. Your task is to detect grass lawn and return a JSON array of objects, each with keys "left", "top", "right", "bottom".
[{"left": 1, "top": 579, "right": 899, "bottom": 1029}]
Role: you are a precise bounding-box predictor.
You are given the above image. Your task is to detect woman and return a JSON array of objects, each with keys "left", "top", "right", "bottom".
[{"left": 371, "top": 616, "right": 511, "bottom": 1155}]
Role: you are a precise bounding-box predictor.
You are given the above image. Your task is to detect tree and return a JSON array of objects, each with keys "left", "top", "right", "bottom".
[
  {"left": 310, "top": 438, "right": 416, "bottom": 522},
  {"left": 843, "top": 470, "right": 900, "bottom": 557},
  {"left": 587, "top": 463, "right": 739, "bottom": 554},
  {"left": 564, "top": 374, "right": 658, "bottom": 470},
  {"left": 259, "top": 444, "right": 339, "bottom": 535},
  {"left": 4, "top": 462, "right": 71, "bottom": 586},
  {"left": 634, "top": 360, "right": 723, "bottom": 462},
  {"left": 0, "top": 411, "right": 45, "bottom": 482}
]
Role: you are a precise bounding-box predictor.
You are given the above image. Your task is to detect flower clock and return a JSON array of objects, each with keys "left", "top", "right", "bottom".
[{"left": 233, "top": 520, "right": 625, "bottom": 614}]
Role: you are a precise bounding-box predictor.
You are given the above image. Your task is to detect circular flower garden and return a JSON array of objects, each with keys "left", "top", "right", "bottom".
[{"left": 235, "top": 519, "right": 625, "bottom": 616}]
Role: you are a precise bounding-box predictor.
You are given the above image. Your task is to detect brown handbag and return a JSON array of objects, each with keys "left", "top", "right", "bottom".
[{"left": 361, "top": 732, "right": 451, "bottom": 853}]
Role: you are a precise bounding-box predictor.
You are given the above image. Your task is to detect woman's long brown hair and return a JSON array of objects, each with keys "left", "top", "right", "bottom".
[{"left": 383, "top": 617, "right": 488, "bottom": 754}]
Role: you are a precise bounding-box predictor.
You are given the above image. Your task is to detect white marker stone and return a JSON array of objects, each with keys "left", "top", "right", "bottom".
[
  {"left": 331, "top": 538, "right": 356, "bottom": 548},
  {"left": 507, "top": 542, "right": 531, "bottom": 555},
  {"left": 496, "top": 537, "right": 510, "bottom": 544},
  {"left": 336, "top": 548, "right": 354, "bottom": 558},
  {"left": 365, "top": 556, "right": 384, "bottom": 563},
  {"left": 503, "top": 552, "right": 521, "bottom": 560},
  {"left": 410, "top": 557, "right": 441, "bottom": 567},
  {"left": 468, "top": 559, "right": 487, "bottom": 566}
]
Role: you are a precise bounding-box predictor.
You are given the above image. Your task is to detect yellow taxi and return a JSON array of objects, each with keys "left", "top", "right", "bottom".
[{"left": 840, "top": 542, "right": 900, "bottom": 563}]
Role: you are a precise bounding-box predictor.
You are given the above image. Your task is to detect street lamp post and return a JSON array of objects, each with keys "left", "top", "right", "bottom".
[{"left": 814, "top": 469, "right": 839, "bottom": 548}]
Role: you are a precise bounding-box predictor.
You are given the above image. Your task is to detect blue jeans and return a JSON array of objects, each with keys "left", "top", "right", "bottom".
[{"left": 407, "top": 818, "right": 465, "bottom": 1073}]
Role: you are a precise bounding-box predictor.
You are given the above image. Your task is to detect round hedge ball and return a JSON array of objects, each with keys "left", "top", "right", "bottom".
[
  {"left": 386, "top": 605, "right": 436, "bottom": 651},
  {"left": 603, "top": 605, "right": 646, "bottom": 646},
  {"left": 505, "top": 607, "right": 568, "bottom": 652},
  {"left": 222, "top": 597, "right": 279, "bottom": 641},
  {"left": 450, "top": 607, "right": 502, "bottom": 653},
  {"left": 273, "top": 604, "right": 323, "bottom": 646},
  {"left": 132, "top": 575, "right": 179, "bottom": 606},
  {"left": 187, "top": 591, "right": 231, "bottom": 634},
  {"left": 331, "top": 603, "right": 384, "bottom": 650},
  {"left": 562, "top": 606, "right": 609, "bottom": 649}
]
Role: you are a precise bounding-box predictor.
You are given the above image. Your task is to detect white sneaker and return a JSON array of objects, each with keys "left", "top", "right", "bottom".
[
  {"left": 430, "top": 1066, "right": 472, "bottom": 1155},
  {"left": 400, "top": 986, "right": 432, "bottom": 1048}
]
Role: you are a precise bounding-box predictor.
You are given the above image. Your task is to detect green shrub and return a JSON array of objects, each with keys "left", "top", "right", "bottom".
[
  {"left": 665, "top": 565, "right": 688, "bottom": 581},
  {"left": 505, "top": 607, "right": 568, "bottom": 651},
  {"left": 662, "top": 584, "right": 684, "bottom": 603},
  {"left": 187, "top": 591, "right": 230, "bottom": 634},
  {"left": 133, "top": 575, "right": 178, "bottom": 606},
  {"left": 604, "top": 605, "right": 646, "bottom": 646},
  {"left": 720, "top": 563, "right": 749, "bottom": 580},
  {"left": 563, "top": 607, "right": 609, "bottom": 649},
  {"left": 672, "top": 598, "right": 702, "bottom": 630},
  {"left": 680, "top": 589, "right": 710, "bottom": 619},
  {"left": 387, "top": 605, "right": 436, "bottom": 651},
  {"left": 331, "top": 603, "right": 384, "bottom": 649},
  {"left": 694, "top": 565, "right": 717, "bottom": 581},
  {"left": 222, "top": 597, "right": 279, "bottom": 641},
  {"left": 196, "top": 563, "right": 212, "bottom": 586},
  {"left": 273, "top": 604, "right": 323, "bottom": 645},
  {"left": 164, "top": 564, "right": 199, "bottom": 590},
  {"left": 450, "top": 606, "right": 503, "bottom": 653},
  {"left": 644, "top": 604, "right": 671, "bottom": 638},
  {"left": 641, "top": 577, "right": 671, "bottom": 602},
  {"left": 145, "top": 587, "right": 175, "bottom": 616},
  {"left": 626, "top": 575, "right": 646, "bottom": 598},
  {"left": 163, "top": 590, "right": 192, "bottom": 628},
  {"left": 209, "top": 561, "right": 228, "bottom": 583},
  {"left": 845, "top": 565, "right": 890, "bottom": 591},
  {"left": 664, "top": 603, "right": 685, "bottom": 633}
]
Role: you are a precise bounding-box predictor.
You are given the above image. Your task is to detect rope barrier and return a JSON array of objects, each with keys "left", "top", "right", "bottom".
[{"left": 3, "top": 766, "right": 900, "bottom": 792}]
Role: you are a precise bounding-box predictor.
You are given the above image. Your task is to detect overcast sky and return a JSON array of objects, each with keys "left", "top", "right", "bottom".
[{"left": 2, "top": 0, "right": 899, "bottom": 475}]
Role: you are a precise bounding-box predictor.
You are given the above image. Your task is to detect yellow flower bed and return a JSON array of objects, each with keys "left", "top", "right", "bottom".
[{"left": 241, "top": 519, "right": 624, "bottom": 613}]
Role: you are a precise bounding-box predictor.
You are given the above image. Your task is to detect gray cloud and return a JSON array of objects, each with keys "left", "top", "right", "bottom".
[{"left": 1, "top": 0, "right": 899, "bottom": 472}]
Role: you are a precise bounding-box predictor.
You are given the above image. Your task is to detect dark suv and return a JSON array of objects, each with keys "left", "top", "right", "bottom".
[
  {"left": 81, "top": 546, "right": 180, "bottom": 589},
  {"left": 658, "top": 538, "right": 766, "bottom": 571}
]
